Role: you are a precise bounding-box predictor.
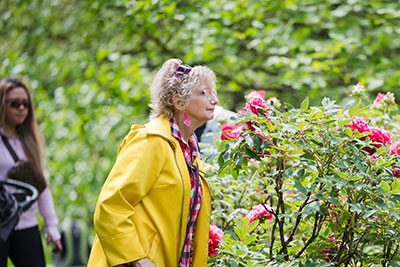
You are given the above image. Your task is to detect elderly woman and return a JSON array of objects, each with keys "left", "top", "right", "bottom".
[{"left": 88, "top": 59, "right": 219, "bottom": 267}]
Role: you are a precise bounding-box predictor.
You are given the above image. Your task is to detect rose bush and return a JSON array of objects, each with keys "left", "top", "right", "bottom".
[{"left": 204, "top": 86, "right": 400, "bottom": 266}]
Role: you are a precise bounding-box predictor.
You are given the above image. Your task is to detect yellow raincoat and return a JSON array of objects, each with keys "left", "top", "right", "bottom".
[{"left": 87, "top": 117, "right": 211, "bottom": 267}]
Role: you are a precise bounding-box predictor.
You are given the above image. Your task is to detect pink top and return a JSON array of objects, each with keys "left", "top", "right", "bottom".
[{"left": 0, "top": 129, "right": 61, "bottom": 241}]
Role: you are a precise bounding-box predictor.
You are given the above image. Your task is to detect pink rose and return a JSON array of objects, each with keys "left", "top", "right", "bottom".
[
  {"left": 362, "top": 127, "right": 392, "bottom": 155},
  {"left": 221, "top": 123, "right": 244, "bottom": 141},
  {"left": 368, "top": 127, "right": 392, "bottom": 146},
  {"left": 208, "top": 224, "right": 224, "bottom": 256},
  {"left": 389, "top": 141, "right": 400, "bottom": 155},
  {"left": 375, "top": 92, "right": 386, "bottom": 103},
  {"left": 246, "top": 204, "right": 273, "bottom": 224},
  {"left": 244, "top": 97, "right": 269, "bottom": 115},
  {"left": 347, "top": 117, "right": 370, "bottom": 134},
  {"left": 246, "top": 90, "right": 266, "bottom": 100}
]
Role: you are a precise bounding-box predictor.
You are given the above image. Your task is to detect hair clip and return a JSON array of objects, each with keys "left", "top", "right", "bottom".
[{"left": 175, "top": 64, "right": 192, "bottom": 77}]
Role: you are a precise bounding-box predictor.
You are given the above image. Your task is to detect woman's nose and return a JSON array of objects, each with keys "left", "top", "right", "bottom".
[{"left": 210, "top": 94, "right": 218, "bottom": 105}]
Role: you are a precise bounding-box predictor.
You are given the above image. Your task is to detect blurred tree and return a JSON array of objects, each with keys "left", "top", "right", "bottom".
[{"left": 0, "top": 0, "right": 399, "bottom": 224}]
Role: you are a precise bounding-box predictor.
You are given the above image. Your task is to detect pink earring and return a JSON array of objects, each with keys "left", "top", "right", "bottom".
[{"left": 184, "top": 113, "right": 191, "bottom": 127}]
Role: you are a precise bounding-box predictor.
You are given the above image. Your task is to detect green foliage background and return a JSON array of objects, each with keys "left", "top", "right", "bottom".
[{"left": 1, "top": 0, "right": 400, "bottom": 229}]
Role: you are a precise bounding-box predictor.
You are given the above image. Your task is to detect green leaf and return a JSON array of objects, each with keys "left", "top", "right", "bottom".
[
  {"left": 348, "top": 175, "right": 362, "bottom": 181},
  {"left": 242, "top": 235, "right": 257, "bottom": 246},
  {"left": 224, "top": 234, "right": 237, "bottom": 245},
  {"left": 301, "top": 97, "right": 309, "bottom": 110},
  {"left": 381, "top": 180, "right": 391, "bottom": 193},
  {"left": 349, "top": 103, "right": 360, "bottom": 117},
  {"left": 295, "top": 180, "right": 308, "bottom": 195},
  {"left": 345, "top": 127, "right": 353, "bottom": 137},
  {"left": 218, "top": 151, "right": 228, "bottom": 167},
  {"left": 363, "top": 209, "right": 377, "bottom": 219},
  {"left": 349, "top": 203, "right": 364, "bottom": 213},
  {"left": 294, "top": 168, "right": 306, "bottom": 180},
  {"left": 245, "top": 136, "right": 254, "bottom": 148},
  {"left": 390, "top": 189, "right": 400, "bottom": 195},
  {"left": 230, "top": 165, "right": 238, "bottom": 179},
  {"left": 298, "top": 119, "right": 307, "bottom": 130},
  {"left": 234, "top": 218, "right": 248, "bottom": 229},
  {"left": 235, "top": 249, "right": 246, "bottom": 256},
  {"left": 234, "top": 226, "right": 247, "bottom": 241},
  {"left": 392, "top": 179, "right": 400, "bottom": 190},
  {"left": 248, "top": 219, "right": 259, "bottom": 232},
  {"left": 304, "top": 201, "right": 320, "bottom": 215},
  {"left": 326, "top": 196, "right": 340, "bottom": 206},
  {"left": 338, "top": 118, "right": 350, "bottom": 127}
]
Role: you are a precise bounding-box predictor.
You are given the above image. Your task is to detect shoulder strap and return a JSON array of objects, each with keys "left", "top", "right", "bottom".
[{"left": 1, "top": 134, "right": 20, "bottom": 162}]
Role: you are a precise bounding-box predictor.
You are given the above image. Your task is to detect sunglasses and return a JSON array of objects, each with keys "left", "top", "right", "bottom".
[
  {"left": 7, "top": 100, "right": 30, "bottom": 109},
  {"left": 175, "top": 64, "right": 192, "bottom": 77}
]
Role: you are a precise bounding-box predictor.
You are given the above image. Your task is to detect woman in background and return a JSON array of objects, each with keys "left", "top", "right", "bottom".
[
  {"left": 88, "top": 58, "right": 219, "bottom": 266},
  {"left": 0, "top": 78, "right": 62, "bottom": 267}
]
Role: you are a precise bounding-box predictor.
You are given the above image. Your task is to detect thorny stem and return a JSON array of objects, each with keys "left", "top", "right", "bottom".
[
  {"left": 269, "top": 157, "right": 287, "bottom": 259},
  {"left": 284, "top": 195, "right": 312, "bottom": 245},
  {"left": 277, "top": 158, "right": 288, "bottom": 258},
  {"left": 269, "top": 211, "right": 278, "bottom": 260},
  {"left": 335, "top": 211, "right": 358, "bottom": 265},
  {"left": 295, "top": 212, "right": 326, "bottom": 258},
  {"left": 389, "top": 244, "right": 399, "bottom": 262}
]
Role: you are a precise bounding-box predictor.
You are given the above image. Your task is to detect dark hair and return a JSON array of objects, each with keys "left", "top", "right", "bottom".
[{"left": 0, "top": 78, "right": 47, "bottom": 187}]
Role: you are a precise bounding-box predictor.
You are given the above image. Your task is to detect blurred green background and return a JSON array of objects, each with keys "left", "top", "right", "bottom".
[{"left": 1, "top": 0, "right": 400, "bottom": 230}]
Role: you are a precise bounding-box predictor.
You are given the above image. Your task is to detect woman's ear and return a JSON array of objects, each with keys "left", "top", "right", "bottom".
[{"left": 173, "top": 95, "right": 186, "bottom": 111}]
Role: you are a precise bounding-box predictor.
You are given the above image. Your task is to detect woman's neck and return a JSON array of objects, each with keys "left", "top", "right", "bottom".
[
  {"left": 2, "top": 124, "right": 17, "bottom": 138},
  {"left": 174, "top": 113, "right": 197, "bottom": 143}
]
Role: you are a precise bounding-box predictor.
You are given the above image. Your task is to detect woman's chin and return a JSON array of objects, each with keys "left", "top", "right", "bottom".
[{"left": 207, "top": 113, "right": 215, "bottom": 121}]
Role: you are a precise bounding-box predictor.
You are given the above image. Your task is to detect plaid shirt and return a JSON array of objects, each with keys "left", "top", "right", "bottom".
[{"left": 170, "top": 118, "right": 202, "bottom": 267}]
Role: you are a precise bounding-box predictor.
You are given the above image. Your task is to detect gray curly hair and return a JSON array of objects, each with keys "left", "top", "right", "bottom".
[{"left": 149, "top": 58, "right": 216, "bottom": 119}]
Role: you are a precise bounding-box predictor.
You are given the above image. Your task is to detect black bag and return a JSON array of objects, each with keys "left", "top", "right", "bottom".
[
  {"left": 0, "top": 179, "right": 38, "bottom": 242},
  {"left": 1, "top": 134, "right": 46, "bottom": 194},
  {"left": 0, "top": 184, "right": 19, "bottom": 242}
]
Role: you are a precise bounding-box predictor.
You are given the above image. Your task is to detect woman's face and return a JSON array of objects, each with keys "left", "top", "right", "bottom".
[
  {"left": 185, "top": 80, "right": 219, "bottom": 126},
  {"left": 5, "top": 87, "right": 29, "bottom": 128}
]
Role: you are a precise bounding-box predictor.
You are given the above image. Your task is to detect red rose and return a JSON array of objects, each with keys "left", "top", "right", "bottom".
[
  {"left": 221, "top": 123, "right": 244, "bottom": 141},
  {"left": 393, "top": 166, "right": 400, "bottom": 178},
  {"left": 208, "top": 224, "right": 224, "bottom": 256},
  {"left": 389, "top": 141, "right": 400, "bottom": 155},
  {"left": 245, "top": 90, "right": 266, "bottom": 100},
  {"left": 375, "top": 92, "right": 386, "bottom": 103},
  {"left": 368, "top": 127, "right": 392, "bottom": 146},
  {"left": 347, "top": 116, "right": 370, "bottom": 134},
  {"left": 244, "top": 97, "right": 269, "bottom": 115},
  {"left": 246, "top": 204, "right": 273, "bottom": 224}
]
